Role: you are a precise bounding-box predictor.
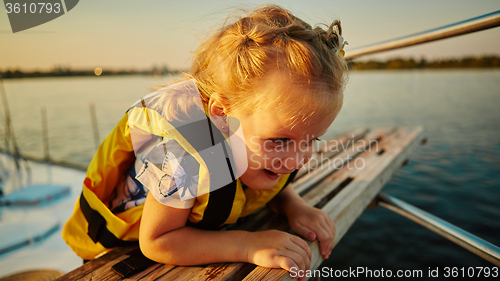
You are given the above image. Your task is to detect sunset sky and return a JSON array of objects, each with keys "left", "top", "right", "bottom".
[{"left": 1, "top": 0, "right": 499, "bottom": 71}]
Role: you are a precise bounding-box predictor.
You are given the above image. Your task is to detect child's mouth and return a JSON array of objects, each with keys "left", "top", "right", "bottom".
[{"left": 263, "top": 169, "right": 280, "bottom": 180}]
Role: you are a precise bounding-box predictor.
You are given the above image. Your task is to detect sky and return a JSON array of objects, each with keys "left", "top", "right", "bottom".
[{"left": 1, "top": 0, "right": 499, "bottom": 72}]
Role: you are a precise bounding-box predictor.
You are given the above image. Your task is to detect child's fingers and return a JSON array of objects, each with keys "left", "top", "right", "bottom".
[
  {"left": 282, "top": 248, "right": 309, "bottom": 272},
  {"left": 313, "top": 217, "right": 334, "bottom": 258},
  {"left": 289, "top": 232, "right": 312, "bottom": 261},
  {"left": 278, "top": 256, "right": 299, "bottom": 272},
  {"left": 315, "top": 228, "right": 331, "bottom": 257},
  {"left": 296, "top": 218, "right": 331, "bottom": 258},
  {"left": 285, "top": 237, "right": 311, "bottom": 271},
  {"left": 293, "top": 221, "right": 316, "bottom": 241},
  {"left": 327, "top": 217, "right": 336, "bottom": 254},
  {"left": 322, "top": 214, "right": 335, "bottom": 256},
  {"left": 278, "top": 257, "right": 305, "bottom": 281}
]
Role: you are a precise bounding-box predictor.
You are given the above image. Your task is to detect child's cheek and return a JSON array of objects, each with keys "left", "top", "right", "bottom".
[{"left": 228, "top": 125, "right": 249, "bottom": 178}]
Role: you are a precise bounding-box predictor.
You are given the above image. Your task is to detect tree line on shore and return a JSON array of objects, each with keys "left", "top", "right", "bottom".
[
  {"left": 2, "top": 56, "right": 499, "bottom": 79},
  {"left": 1, "top": 65, "right": 180, "bottom": 79},
  {"left": 349, "top": 56, "right": 500, "bottom": 70}
]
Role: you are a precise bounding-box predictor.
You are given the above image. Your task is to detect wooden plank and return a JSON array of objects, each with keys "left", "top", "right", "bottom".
[
  {"left": 293, "top": 127, "right": 392, "bottom": 195},
  {"left": 247, "top": 126, "right": 392, "bottom": 232},
  {"left": 292, "top": 126, "right": 424, "bottom": 280},
  {"left": 208, "top": 128, "right": 387, "bottom": 281},
  {"left": 55, "top": 129, "right": 379, "bottom": 280},
  {"left": 318, "top": 128, "right": 370, "bottom": 154},
  {"left": 205, "top": 128, "right": 408, "bottom": 281},
  {"left": 236, "top": 129, "right": 404, "bottom": 279},
  {"left": 75, "top": 255, "right": 128, "bottom": 281},
  {"left": 57, "top": 127, "right": 424, "bottom": 281},
  {"left": 244, "top": 127, "right": 425, "bottom": 280},
  {"left": 241, "top": 267, "right": 269, "bottom": 281},
  {"left": 296, "top": 128, "right": 369, "bottom": 179},
  {"left": 190, "top": 262, "right": 256, "bottom": 281},
  {"left": 301, "top": 126, "right": 400, "bottom": 208},
  {"left": 260, "top": 269, "right": 288, "bottom": 281},
  {"left": 154, "top": 265, "right": 205, "bottom": 280},
  {"left": 124, "top": 263, "right": 163, "bottom": 280},
  {"left": 300, "top": 128, "right": 423, "bottom": 274},
  {"left": 55, "top": 245, "right": 137, "bottom": 281},
  {"left": 325, "top": 127, "right": 424, "bottom": 243},
  {"left": 140, "top": 264, "right": 177, "bottom": 280}
]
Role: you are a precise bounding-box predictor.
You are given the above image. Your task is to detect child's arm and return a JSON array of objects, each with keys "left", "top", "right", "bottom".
[
  {"left": 139, "top": 193, "right": 311, "bottom": 273},
  {"left": 268, "top": 185, "right": 336, "bottom": 259}
]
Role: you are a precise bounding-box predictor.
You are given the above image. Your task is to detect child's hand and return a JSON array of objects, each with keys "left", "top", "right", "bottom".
[
  {"left": 286, "top": 202, "right": 335, "bottom": 259},
  {"left": 246, "top": 230, "right": 311, "bottom": 278}
]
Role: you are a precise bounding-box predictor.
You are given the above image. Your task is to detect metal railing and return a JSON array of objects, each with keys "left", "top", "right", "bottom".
[
  {"left": 377, "top": 193, "right": 500, "bottom": 267},
  {"left": 345, "top": 10, "right": 500, "bottom": 60}
]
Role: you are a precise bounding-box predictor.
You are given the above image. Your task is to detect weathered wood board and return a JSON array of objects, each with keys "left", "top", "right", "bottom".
[{"left": 56, "top": 126, "right": 425, "bottom": 281}]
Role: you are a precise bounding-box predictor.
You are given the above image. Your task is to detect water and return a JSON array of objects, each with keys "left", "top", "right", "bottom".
[
  {"left": 1, "top": 70, "right": 499, "bottom": 279},
  {"left": 323, "top": 70, "right": 500, "bottom": 280},
  {"left": 1, "top": 75, "right": 173, "bottom": 167}
]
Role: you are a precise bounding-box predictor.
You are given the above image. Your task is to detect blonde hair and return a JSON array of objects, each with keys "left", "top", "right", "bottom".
[{"left": 154, "top": 5, "right": 348, "bottom": 124}]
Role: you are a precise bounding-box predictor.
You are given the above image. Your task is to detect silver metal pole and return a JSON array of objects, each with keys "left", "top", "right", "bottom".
[
  {"left": 346, "top": 10, "right": 500, "bottom": 60},
  {"left": 0, "top": 79, "right": 13, "bottom": 162},
  {"left": 41, "top": 107, "right": 52, "bottom": 184},
  {"left": 89, "top": 102, "right": 100, "bottom": 150},
  {"left": 377, "top": 193, "right": 500, "bottom": 267}
]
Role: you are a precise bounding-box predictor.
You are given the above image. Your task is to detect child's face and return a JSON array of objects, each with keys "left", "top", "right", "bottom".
[{"left": 228, "top": 86, "right": 339, "bottom": 191}]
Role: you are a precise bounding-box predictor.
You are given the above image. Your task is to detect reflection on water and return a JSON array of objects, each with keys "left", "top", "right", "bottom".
[
  {"left": 2, "top": 75, "right": 176, "bottom": 165},
  {"left": 323, "top": 70, "right": 500, "bottom": 279},
  {"left": 2, "top": 70, "right": 500, "bottom": 278}
]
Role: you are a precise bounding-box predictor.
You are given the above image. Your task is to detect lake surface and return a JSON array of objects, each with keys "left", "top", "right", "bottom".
[
  {"left": 323, "top": 70, "right": 500, "bottom": 280},
  {"left": 1, "top": 70, "right": 499, "bottom": 280}
]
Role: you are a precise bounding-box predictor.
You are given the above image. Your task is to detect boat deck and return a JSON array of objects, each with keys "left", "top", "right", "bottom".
[
  {"left": 56, "top": 126, "right": 426, "bottom": 281},
  {"left": 0, "top": 153, "right": 86, "bottom": 277}
]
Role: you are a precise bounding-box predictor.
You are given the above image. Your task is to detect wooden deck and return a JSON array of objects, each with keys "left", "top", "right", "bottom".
[{"left": 56, "top": 126, "right": 426, "bottom": 281}]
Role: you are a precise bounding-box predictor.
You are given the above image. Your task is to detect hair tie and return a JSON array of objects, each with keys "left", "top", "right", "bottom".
[
  {"left": 335, "top": 34, "right": 348, "bottom": 58},
  {"left": 282, "top": 26, "right": 289, "bottom": 35}
]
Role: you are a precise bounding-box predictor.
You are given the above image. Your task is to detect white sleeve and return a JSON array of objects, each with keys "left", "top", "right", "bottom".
[{"left": 136, "top": 159, "right": 195, "bottom": 209}]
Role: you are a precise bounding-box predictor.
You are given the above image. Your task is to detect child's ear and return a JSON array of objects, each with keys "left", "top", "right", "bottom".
[{"left": 208, "top": 93, "right": 229, "bottom": 133}]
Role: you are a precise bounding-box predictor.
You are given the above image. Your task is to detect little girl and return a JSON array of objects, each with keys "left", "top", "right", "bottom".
[{"left": 63, "top": 5, "right": 347, "bottom": 275}]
